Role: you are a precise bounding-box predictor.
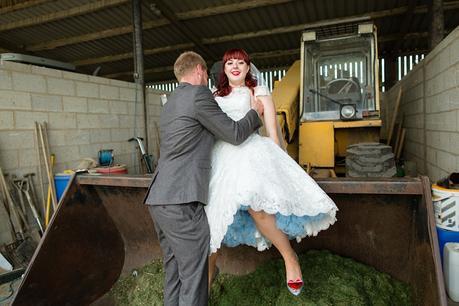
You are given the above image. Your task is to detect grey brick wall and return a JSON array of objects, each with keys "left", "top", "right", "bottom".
[
  {"left": 0, "top": 61, "right": 164, "bottom": 245},
  {"left": 383, "top": 26, "right": 459, "bottom": 182}
]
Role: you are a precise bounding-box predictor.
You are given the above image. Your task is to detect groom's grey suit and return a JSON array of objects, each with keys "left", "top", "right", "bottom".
[{"left": 144, "top": 82, "right": 262, "bottom": 306}]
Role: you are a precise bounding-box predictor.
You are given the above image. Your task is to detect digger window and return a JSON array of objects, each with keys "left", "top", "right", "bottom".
[{"left": 302, "top": 34, "right": 377, "bottom": 121}]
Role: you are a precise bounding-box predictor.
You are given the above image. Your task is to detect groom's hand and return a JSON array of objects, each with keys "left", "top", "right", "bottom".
[{"left": 250, "top": 93, "right": 264, "bottom": 117}]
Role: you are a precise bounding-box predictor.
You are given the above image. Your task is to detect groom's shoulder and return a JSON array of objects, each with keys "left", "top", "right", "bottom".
[
  {"left": 195, "top": 85, "right": 213, "bottom": 95},
  {"left": 194, "top": 85, "right": 214, "bottom": 103}
]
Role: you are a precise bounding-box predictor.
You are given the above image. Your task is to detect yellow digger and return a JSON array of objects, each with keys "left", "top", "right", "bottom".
[{"left": 274, "top": 21, "right": 392, "bottom": 178}]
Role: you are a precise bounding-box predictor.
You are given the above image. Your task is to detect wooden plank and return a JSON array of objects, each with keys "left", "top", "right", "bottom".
[
  {"left": 73, "top": 43, "right": 194, "bottom": 66},
  {"left": 26, "top": 0, "right": 292, "bottom": 52},
  {"left": 76, "top": 27, "right": 429, "bottom": 67},
  {"left": 387, "top": 87, "right": 402, "bottom": 146},
  {"left": 0, "top": 0, "right": 53, "bottom": 15},
  {"left": 102, "top": 48, "right": 298, "bottom": 78},
  {"left": 26, "top": 19, "right": 168, "bottom": 51},
  {"left": 0, "top": 0, "right": 128, "bottom": 32},
  {"left": 24, "top": 1, "right": 459, "bottom": 52},
  {"left": 176, "top": 0, "right": 293, "bottom": 19},
  {"left": 153, "top": 0, "right": 217, "bottom": 59},
  {"left": 396, "top": 128, "right": 406, "bottom": 159},
  {"left": 394, "top": 115, "right": 405, "bottom": 155}
]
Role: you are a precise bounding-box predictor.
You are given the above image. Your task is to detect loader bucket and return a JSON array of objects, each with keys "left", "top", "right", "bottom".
[{"left": 12, "top": 175, "right": 446, "bottom": 305}]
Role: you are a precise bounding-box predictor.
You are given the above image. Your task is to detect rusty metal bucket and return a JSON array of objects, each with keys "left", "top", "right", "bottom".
[{"left": 11, "top": 175, "right": 446, "bottom": 305}]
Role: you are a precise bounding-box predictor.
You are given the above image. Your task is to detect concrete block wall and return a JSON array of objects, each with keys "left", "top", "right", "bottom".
[
  {"left": 0, "top": 61, "right": 163, "bottom": 245},
  {"left": 382, "top": 26, "right": 459, "bottom": 182}
]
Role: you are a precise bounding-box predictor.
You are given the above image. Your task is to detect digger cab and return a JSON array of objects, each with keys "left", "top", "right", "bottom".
[
  {"left": 301, "top": 21, "right": 379, "bottom": 121},
  {"left": 296, "top": 20, "right": 382, "bottom": 173}
]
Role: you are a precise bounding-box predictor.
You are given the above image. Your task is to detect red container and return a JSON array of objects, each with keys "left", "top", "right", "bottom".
[{"left": 95, "top": 165, "right": 128, "bottom": 175}]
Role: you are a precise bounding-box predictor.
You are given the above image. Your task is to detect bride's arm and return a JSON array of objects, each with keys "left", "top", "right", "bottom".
[{"left": 257, "top": 94, "right": 280, "bottom": 146}]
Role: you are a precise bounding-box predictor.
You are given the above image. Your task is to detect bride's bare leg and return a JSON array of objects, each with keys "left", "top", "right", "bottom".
[
  {"left": 248, "top": 209, "right": 302, "bottom": 281},
  {"left": 208, "top": 252, "right": 219, "bottom": 290}
]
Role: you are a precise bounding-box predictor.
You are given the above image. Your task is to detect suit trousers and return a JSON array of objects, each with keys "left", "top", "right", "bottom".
[{"left": 148, "top": 202, "right": 210, "bottom": 306}]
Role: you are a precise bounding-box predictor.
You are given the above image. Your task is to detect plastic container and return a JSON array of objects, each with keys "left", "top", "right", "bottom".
[
  {"left": 54, "top": 174, "right": 71, "bottom": 202},
  {"left": 94, "top": 164, "right": 128, "bottom": 175},
  {"left": 437, "top": 227, "right": 459, "bottom": 262},
  {"left": 432, "top": 184, "right": 459, "bottom": 231},
  {"left": 444, "top": 242, "right": 459, "bottom": 302}
]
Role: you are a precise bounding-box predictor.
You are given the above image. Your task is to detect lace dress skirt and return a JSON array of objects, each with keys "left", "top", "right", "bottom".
[{"left": 205, "top": 133, "right": 338, "bottom": 253}]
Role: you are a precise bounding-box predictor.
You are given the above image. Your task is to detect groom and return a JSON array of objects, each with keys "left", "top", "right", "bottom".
[{"left": 144, "top": 51, "right": 263, "bottom": 305}]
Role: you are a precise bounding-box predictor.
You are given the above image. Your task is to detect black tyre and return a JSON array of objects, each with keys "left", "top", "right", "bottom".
[{"left": 345, "top": 142, "right": 396, "bottom": 178}]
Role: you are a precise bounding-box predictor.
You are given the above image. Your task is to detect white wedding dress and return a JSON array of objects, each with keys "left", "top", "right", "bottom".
[{"left": 205, "top": 85, "right": 338, "bottom": 253}]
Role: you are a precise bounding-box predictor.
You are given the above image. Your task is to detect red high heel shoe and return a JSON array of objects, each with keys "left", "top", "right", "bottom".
[{"left": 287, "top": 278, "right": 303, "bottom": 296}]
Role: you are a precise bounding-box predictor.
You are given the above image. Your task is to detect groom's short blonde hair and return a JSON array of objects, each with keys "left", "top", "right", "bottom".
[{"left": 174, "top": 51, "right": 207, "bottom": 81}]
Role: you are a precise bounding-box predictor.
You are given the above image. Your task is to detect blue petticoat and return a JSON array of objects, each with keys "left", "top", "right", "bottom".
[{"left": 222, "top": 205, "right": 328, "bottom": 248}]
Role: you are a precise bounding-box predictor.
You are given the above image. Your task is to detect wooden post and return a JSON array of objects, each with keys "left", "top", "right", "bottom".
[
  {"left": 430, "top": 0, "right": 444, "bottom": 49},
  {"left": 387, "top": 87, "right": 402, "bottom": 146}
]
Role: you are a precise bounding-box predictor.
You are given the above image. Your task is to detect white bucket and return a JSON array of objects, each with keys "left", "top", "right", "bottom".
[
  {"left": 432, "top": 185, "right": 459, "bottom": 231},
  {"left": 0, "top": 252, "right": 12, "bottom": 271},
  {"left": 444, "top": 242, "right": 459, "bottom": 302}
]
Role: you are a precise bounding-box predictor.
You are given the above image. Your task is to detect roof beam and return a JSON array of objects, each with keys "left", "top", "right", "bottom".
[
  {"left": 101, "top": 25, "right": 433, "bottom": 80},
  {"left": 27, "top": 19, "right": 169, "bottom": 52},
  {"left": 67, "top": 0, "right": 459, "bottom": 69},
  {"left": 73, "top": 4, "right": 448, "bottom": 68},
  {"left": 176, "top": 0, "right": 292, "bottom": 19},
  {"left": 102, "top": 48, "right": 301, "bottom": 79},
  {"left": 73, "top": 43, "right": 194, "bottom": 66},
  {"left": 379, "top": 32, "right": 429, "bottom": 43},
  {"left": 0, "top": 0, "right": 54, "bottom": 14},
  {"left": 0, "top": 0, "right": 128, "bottom": 32},
  {"left": 10, "top": 0, "right": 459, "bottom": 54},
  {"left": 26, "top": 0, "right": 292, "bottom": 52},
  {"left": 152, "top": 0, "right": 217, "bottom": 59},
  {"left": 0, "top": 38, "right": 32, "bottom": 54}
]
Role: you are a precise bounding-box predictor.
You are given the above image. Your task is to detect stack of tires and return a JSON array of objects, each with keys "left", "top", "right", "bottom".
[{"left": 346, "top": 143, "right": 396, "bottom": 178}]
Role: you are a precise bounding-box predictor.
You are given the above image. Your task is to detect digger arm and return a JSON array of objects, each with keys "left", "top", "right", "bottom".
[{"left": 272, "top": 60, "right": 301, "bottom": 142}]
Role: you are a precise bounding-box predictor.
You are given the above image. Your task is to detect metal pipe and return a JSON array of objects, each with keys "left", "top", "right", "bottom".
[{"left": 132, "top": 0, "right": 149, "bottom": 153}]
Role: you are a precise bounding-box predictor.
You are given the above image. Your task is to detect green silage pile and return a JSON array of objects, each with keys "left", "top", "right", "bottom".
[{"left": 110, "top": 250, "right": 412, "bottom": 306}]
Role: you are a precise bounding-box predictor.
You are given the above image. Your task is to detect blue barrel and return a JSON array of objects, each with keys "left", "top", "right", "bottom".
[
  {"left": 437, "top": 227, "right": 459, "bottom": 262},
  {"left": 54, "top": 174, "right": 71, "bottom": 202}
]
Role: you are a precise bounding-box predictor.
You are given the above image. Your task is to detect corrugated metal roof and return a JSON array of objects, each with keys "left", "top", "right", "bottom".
[{"left": 0, "top": 0, "right": 458, "bottom": 83}]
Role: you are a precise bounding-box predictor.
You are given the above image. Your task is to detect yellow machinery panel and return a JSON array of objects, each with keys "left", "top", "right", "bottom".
[
  {"left": 334, "top": 119, "right": 382, "bottom": 157},
  {"left": 272, "top": 60, "right": 301, "bottom": 142},
  {"left": 299, "top": 122, "right": 334, "bottom": 167}
]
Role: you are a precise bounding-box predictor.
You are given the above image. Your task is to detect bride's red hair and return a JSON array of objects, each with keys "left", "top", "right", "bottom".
[{"left": 214, "top": 48, "right": 257, "bottom": 97}]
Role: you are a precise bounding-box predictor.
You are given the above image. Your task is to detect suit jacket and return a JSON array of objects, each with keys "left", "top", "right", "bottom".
[{"left": 144, "top": 82, "right": 262, "bottom": 205}]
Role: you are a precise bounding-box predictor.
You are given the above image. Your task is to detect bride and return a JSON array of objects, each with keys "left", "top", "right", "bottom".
[{"left": 206, "top": 48, "right": 338, "bottom": 296}]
